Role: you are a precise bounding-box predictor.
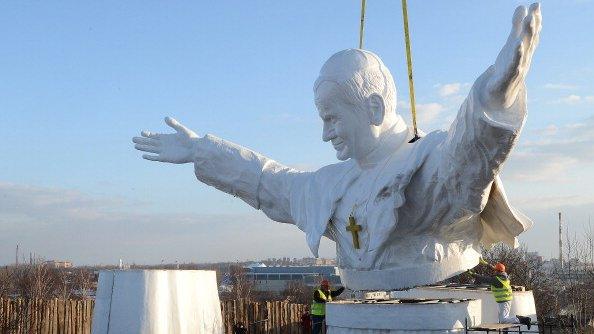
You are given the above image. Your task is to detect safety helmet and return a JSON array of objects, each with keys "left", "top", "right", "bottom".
[{"left": 494, "top": 262, "right": 506, "bottom": 272}]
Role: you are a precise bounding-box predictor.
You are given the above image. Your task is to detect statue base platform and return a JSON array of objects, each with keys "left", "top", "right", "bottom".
[
  {"left": 326, "top": 285, "right": 536, "bottom": 333},
  {"left": 92, "top": 270, "right": 223, "bottom": 334}
]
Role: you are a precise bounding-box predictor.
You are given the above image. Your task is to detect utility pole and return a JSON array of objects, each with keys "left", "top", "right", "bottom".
[
  {"left": 15, "top": 244, "right": 19, "bottom": 266},
  {"left": 558, "top": 212, "right": 564, "bottom": 270}
]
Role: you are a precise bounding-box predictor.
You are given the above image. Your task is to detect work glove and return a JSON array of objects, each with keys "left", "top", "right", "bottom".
[{"left": 479, "top": 257, "right": 489, "bottom": 266}]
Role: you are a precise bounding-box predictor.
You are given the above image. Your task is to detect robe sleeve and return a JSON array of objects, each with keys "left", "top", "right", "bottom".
[
  {"left": 437, "top": 70, "right": 527, "bottom": 215},
  {"left": 408, "top": 69, "right": 531, "bottom": 245},
  {"left": 193, "top": 134, "right": 304, "bottom": 224}
]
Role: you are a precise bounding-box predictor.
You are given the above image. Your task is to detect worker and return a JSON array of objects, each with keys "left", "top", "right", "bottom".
[
  {"left": 311, "top": 279, "right": 345, "bottom": 334},
  {"left": 468, "top": 258, "right": 532, "bottom": 328}
]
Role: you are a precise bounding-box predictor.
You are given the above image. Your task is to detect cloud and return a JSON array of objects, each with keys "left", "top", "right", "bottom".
[
  {"left": 514, "top": 195, "right": 594, "bottom": 211},
  {"left": 398, "top": 100, "right": 448, "bottom": 127},
  {"left": 543, "top": 83, "right": 578, "bottom": 90},
  {"left": 503, "top": 116, "right": 594, "bottom": 182},
  {"left": 438, "top": 83, "right": 461, "bottom": 97},
  {"left": 504, "top": 152, "right": 579, "bottom": 182},
  {"left": 435, "top": 82, "right": 472, "bottom": 99},
  {"left": 0, "top": 182, "right": 319, "bottom": 265},
  {"left": 532, "top": 124, "right": 558, "bottom": 137},
  {"left": 416, "top": 103, "right": 446, "bottom": 123},
  {"left": 551, "top": 94, "right": 594, "bottom": 105}
]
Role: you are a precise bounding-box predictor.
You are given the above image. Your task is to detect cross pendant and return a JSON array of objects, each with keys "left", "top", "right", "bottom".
[{"left": 346, "top": 214, "right": 362, "bottom": 249}]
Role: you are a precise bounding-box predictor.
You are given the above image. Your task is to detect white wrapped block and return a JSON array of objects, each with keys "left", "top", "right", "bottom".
[
  {"left": 391, "top": 286, "right": 537, "bottom": 324},
  {"left": 92, "top": 270, "right": 223, "bottom": 334},
  {"left": 326, "top": 299, "right": 482, "bottom": 333}
]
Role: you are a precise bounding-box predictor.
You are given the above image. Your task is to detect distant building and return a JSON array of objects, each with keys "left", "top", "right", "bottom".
[
  {"left": 45, "top": 260, "right": 73, "bottom": 269},
  {"left": 315, "top": 258, "right": 337, "bottom": 266},
  {"left": 244, "top": 265, "right": 341, "bottom": 292},
  {"left": 261, "top": 257, "right": 337, "bottom": 267}
]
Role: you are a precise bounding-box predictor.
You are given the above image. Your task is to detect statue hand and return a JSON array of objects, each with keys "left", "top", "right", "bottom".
[
  {"left": 482, "top": 3, "right": 541, "bottom": 110},
  {"left": 132, "top": 117, "right": 199, "bottom": 164}
]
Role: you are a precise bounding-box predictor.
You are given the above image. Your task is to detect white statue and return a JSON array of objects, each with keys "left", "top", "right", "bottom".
[{"left": 133, "top": 4, "right": 542, "bottom": 290}]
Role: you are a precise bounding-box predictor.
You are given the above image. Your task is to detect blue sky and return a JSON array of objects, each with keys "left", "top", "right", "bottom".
[{"left": 1, "top": 1, "right": 593, "bottom": 265}]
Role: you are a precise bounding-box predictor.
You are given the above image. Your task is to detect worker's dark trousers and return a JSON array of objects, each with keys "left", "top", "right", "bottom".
[{"left": 311, "top": 315, "right": 325, "bottom": 334}]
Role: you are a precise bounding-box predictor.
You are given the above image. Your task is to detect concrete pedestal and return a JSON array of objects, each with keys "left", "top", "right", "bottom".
[
  {"left": 326, "top": 286, "right": 537, "bottom": 334},
  {"left": 391, "top": 286, "right": 537, "bottom": 324},
  {"left": 327, "top": 298, "right": 481, "bottom": 334},
  {"left": 92, "top": 270, "right": 223, "bottom": 334}
]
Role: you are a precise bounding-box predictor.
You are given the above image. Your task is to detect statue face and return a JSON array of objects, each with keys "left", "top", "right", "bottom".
[{"left": 315, "top": 81, "right": 373, "bottom": 161}]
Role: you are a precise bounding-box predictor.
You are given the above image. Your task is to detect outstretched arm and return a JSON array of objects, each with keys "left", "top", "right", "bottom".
[
  {"left": 408, "top": 4, "right": 541, "bottom": 240},
  {"left": 132, "top": 117, "right": 303, "bottom": 224}
]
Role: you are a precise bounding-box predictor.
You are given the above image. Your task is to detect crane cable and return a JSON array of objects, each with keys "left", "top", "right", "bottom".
[
  {"left": 358, "top": 0, "right": 367, "bottom": 49},
  {"left": 358, "top": 0, "right": 421, "bottom": 143},
  {"left": 401, "top": 0, "right": 421, "bottom": 142}
]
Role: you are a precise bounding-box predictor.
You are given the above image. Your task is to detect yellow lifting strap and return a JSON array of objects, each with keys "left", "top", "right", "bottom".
[
  {"left": 401, "top": 0, "right": 421, "bottom": 142},
  {"left": 358, "top": 0, "right": 421, "bottom": 142}
]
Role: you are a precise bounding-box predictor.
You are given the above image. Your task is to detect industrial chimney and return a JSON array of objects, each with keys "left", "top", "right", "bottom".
[{"left": 558, "top": 212, "right": 563, "bottom": 270}]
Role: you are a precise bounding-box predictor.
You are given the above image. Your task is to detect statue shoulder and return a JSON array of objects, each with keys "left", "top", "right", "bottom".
[{"left": 313, "top": 160, "right": 357, "bottom": 179}]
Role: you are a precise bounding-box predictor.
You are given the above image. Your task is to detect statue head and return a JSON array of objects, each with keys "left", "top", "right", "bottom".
[{"left": 314, "top": 49, "right": 399, "bottom": 161}]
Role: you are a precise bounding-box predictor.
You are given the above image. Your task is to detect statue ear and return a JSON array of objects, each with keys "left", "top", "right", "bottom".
[{"left": 367, "top": 93, "right": 385, "bottom": 126}]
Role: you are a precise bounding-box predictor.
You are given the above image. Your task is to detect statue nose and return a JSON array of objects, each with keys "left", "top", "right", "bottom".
[{"left": 322, "top": 124, "right": 334, "bottom": 142}]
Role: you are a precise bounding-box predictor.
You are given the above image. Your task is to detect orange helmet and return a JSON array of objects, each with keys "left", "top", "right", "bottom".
[
  {"left": 320, "top": 279, "right": 330, "bottom": 288},
  {"left": 494, "top": 262, "right": 506, "bottom": 272}
]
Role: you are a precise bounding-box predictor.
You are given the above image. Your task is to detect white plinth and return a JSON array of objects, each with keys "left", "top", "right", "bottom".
[
  {"left": 326, "top": 287, "right": 537, "bottom": 333},
  {"left": 92, "top": 270, "right": 223, "bottom": 334},
  {"left": 326, "top": 299, "right": 481, "bottom": 334},
  {"left": 391, "top": 286, "right": 537, "bottom": 323}
]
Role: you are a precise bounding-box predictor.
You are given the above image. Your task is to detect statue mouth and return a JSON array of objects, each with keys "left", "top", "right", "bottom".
[{"left": 332, "top": 139, "right": 344, "bottom": 151}]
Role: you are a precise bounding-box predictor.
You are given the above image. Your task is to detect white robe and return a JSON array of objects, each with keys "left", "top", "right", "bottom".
[{"left": 193, "top": 76, "right": 533, "bottom": 290}]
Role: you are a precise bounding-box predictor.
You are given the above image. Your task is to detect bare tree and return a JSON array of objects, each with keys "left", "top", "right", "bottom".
[
  {"left": 12, "top": 262, "right": 55, "bottom": 300},
  {"left": 281, "top": 281, "right": 312, "bottom": 305},
  {"left": 229, "top": 265, "right": 253, "bottom": 302},
  {"left": 71, "top": 268, "right": 95, "bottom": 299},
  {"left": 559, "top": 226, "right": 594, "bottom": 329},
  {"left": 0, "top": 266, "right": 15, "bottom": 298}
]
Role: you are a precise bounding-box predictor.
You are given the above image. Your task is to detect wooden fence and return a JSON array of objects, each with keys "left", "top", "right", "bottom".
[
  {"left": 220, "top": 299, "right": 308, "bottom": 334},
  {"left": 0, "top": 298, "right": 308, "bottom": 334},
  {"left": 0, "top": 299, "right": 93, "bottom": 334}
]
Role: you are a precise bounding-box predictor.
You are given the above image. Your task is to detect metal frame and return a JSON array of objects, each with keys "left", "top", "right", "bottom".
[{"left": 464, "top": 316, "right": 577, "bottom": 334}]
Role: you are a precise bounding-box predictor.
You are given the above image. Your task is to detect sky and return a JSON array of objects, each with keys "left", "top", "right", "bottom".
[{"left": 1, "top": 1, "right": 594, "bottom": 265}]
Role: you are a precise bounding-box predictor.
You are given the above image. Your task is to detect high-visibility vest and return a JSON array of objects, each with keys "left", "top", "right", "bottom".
[
  {"left": 491, "top": 276, "right": 513, "bottom": 303},
  {"left": 311, "top": 289, "right": 332, "bottom": 316}
]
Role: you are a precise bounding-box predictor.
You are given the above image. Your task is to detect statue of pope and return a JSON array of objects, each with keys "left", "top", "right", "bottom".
[{"left": 133, "top": 4, "right": 542, "bottom": 290}]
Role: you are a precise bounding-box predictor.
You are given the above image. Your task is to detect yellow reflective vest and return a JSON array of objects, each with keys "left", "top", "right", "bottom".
[
  {"left": 491, "top": 276, "right": 513, "bottom": 303},
  {"left": 311, "top": 289, "right": 332, "bottom": 316}
]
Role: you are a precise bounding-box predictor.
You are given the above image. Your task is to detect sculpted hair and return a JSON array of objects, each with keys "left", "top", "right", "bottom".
[{"left": 314, "top": 49, "right": 397, "bottom": 117}]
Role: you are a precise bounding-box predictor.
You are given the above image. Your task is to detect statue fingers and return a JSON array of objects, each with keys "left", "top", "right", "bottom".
[
  {"left": 493, "top": 5, "right": 527, "bottom": 84},
  {"left": 141, "top": 130, "right": 160, "bottom": 139},
  {"left": 142, "top": 154, "right": 166, "bottom": 162},
  {"left": 165, "top": 116, "right": 198, "bottom": 138},
  {"left": 165, "top": 117, "right": 187, "bottom": 132},
  {"left": 520, "top": 4, "right": 542, "bottom": 70},
  {"left": 511, "top": 5, "right": 527, "bottom": 39},
  {"left": 135, "top": 144, "right": 161, "bottom": 154},
  {"left": 132, "top": 137, "right": 159, "bottom": 146},
  {"left": 506, "top": 3, "right": 540, "bottom": 85}
]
